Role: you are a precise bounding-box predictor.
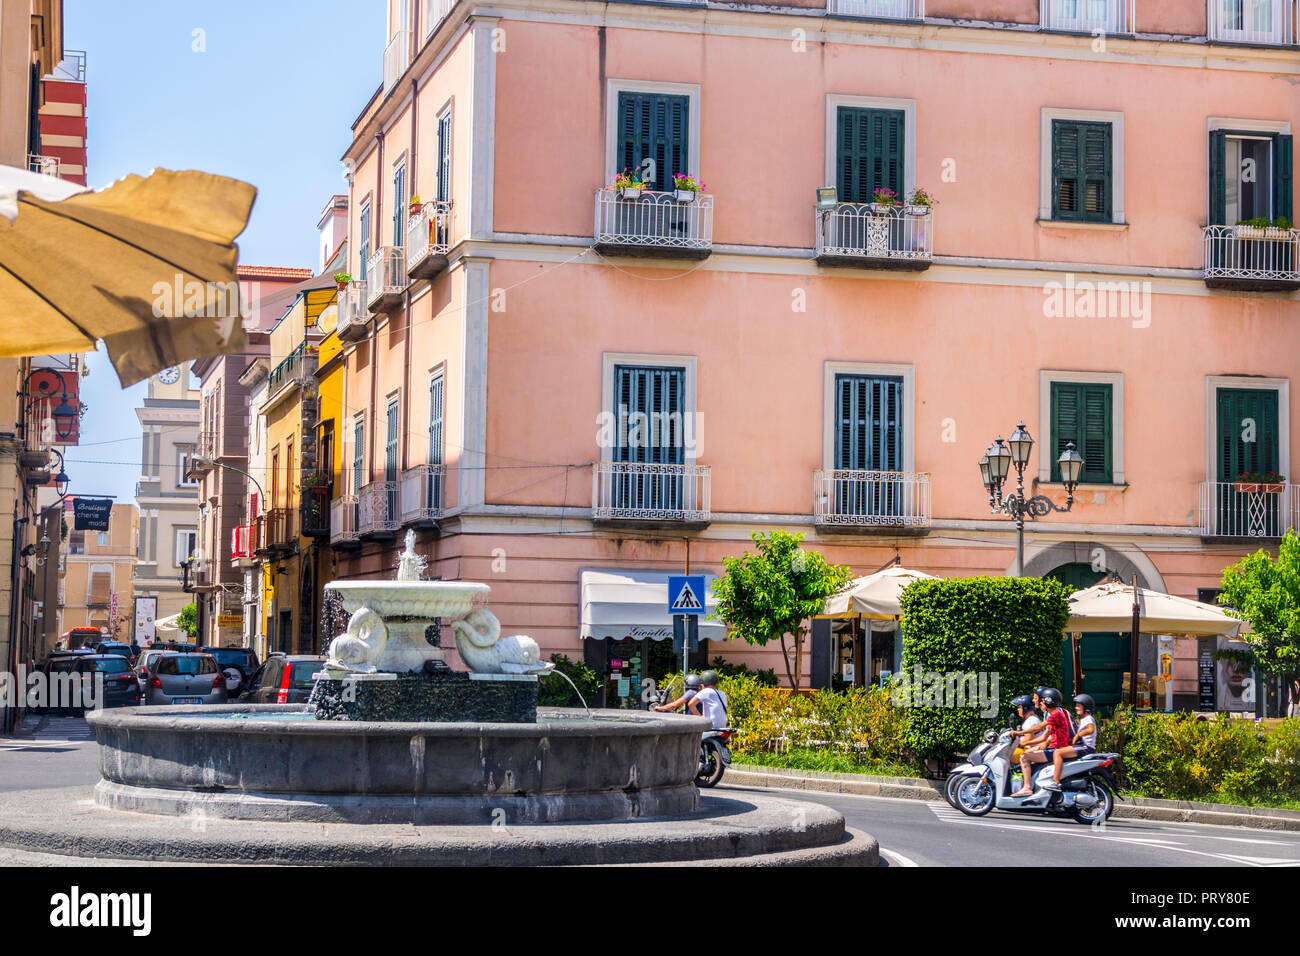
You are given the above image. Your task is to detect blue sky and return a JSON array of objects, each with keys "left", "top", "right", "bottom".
[{"left": 65, "top": 0, "right": 385, "bottom": 504}]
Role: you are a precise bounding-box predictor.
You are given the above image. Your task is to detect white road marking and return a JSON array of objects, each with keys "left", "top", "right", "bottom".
[{"left": 878, "top": 848, "right": 920, "bottom": 867}]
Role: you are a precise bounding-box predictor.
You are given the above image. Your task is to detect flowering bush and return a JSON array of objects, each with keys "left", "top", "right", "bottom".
[{"left": 672, "top": 173, "right": 705, "bottom": 192}]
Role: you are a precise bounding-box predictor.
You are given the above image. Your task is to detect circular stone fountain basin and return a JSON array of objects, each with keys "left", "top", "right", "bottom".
[
  {"left": 323, "top": 579, "right": 490, "bottom": 618},
  {"left": 87, "top": 704, "right": 709, "bottom": 825}
]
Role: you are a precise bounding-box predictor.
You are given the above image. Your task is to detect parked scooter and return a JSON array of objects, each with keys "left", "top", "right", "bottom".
[{"left": 952, "top": 728, "right": 1120, "bottom": 824}]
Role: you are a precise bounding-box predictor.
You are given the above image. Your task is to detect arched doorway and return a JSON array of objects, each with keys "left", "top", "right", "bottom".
[{"left": 1045, "top": 562, "right": 1128, "bottom": 714}]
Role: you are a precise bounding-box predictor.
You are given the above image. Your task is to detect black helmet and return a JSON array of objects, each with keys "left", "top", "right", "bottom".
[
  {"left": 1034, "top": 686, "right": 1049, "bottom": 700},
  {"left": 700, "top": 670, "right": 719, "bottom": 687},
  {"left": 1040, "top": 688, "right": 1063, "bottom": 707},
  {"left": 684, "top": 674, "right": 702, "bottom": 690},
  {"left": 1010, "top": 694, "right": 1034, "bottom": 711},
  {"left": 1073, "top": 693, "right": 1095, "bottom": 713}
]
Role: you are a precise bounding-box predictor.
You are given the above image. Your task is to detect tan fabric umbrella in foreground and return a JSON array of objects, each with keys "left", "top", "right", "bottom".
[
  {"left": 1065, "top": 581, "right": 1243, "bottom": 637},
  {"left": 0, "top": 165, "right": 257, "bottom": 385},
  {"left": 819, "top": 566, "right": 939, "bottom": 619}
]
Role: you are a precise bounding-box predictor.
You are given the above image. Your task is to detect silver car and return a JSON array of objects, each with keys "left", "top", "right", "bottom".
[{"left": 145, "top": 653, "right": 227, "bottom": 706}]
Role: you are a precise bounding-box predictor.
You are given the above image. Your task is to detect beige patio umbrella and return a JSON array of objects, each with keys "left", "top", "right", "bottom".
[
  {"left": 0, "top": 164, "right": 257, "bottom": 385},
  {"left": 1065, "top": 580, "right": 1243, "bottom": 637},
  {"left": 819, "top": 565, "right": 938, "bottom": 619}
]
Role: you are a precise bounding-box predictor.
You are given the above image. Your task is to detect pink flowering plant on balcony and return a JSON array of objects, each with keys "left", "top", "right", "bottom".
[
  {"left": 907, "top": 187, "right": 938, "bottom": 208},
  {"left": 672, "top": 173, "right": 705, "bottom": 192},
  {"left": 871, "top": 187, "right": 899, "bottom": 207},
  {"left": 609, "top": 168, "right": 648, "bottom": 194}
]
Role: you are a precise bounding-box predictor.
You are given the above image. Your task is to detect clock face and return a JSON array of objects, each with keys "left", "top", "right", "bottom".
[{"left": 158, "top": 366, "right": 181, "bottom": 385}]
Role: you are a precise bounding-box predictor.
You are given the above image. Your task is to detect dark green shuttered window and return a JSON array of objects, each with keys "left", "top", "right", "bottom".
[
  {"left": 616, "top": 93, "right": 689, "bottom": 192},
  {"left": 834, "top": 375, "right": 903, "bottom": 472},
  {"left": 613, "top": 365, "right": 685, "bottom": 513},
  {"left": 1051, "top": 382, "right": 1113, "bottom": 484},
  {"left": 1216, "top": 388, "right": 1279, "bottom": 482},
  {"left": 1052, "top": 120, "right": 1112, "bottom": 222},
  {"left": 836, "top": 107, "right": 904, "bottom": 204},
  {"left": 1209, "top": 130, "right": 1293, "bottom": 226}
]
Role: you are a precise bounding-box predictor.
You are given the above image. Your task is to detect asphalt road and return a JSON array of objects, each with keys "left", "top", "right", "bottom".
[{"left": 4, "top": 717, "right": 1300, "bottom": 867}]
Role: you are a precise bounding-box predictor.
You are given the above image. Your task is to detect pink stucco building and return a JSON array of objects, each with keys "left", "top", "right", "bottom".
[{"left": 329, "top": 0, "right": 1299, "bottom": 711}]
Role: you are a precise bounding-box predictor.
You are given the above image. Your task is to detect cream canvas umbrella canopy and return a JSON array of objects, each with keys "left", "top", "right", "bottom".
[
  {"left": 820, "top": 566, "right": 938, "bottom": 620},
  {"left": 1065, "top": 581, "right": 1243, "bottom": 637},
  {"left": 0, "top": 164, "right": 257, "bottom": 385}
]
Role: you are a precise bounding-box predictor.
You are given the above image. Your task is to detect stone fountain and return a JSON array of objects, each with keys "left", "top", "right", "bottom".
[{"left": 0, "top": 535, "right": 877, "bottom": 865}]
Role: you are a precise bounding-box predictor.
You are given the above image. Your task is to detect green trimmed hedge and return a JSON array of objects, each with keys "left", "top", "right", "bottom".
[{"left": 899, "top": 576, "right": 1071, "bottom": 759}]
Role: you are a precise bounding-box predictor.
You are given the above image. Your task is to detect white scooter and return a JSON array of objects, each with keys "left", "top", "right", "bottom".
[{"left": 952, "top": 728, "right": 1120, "bottom": 825}]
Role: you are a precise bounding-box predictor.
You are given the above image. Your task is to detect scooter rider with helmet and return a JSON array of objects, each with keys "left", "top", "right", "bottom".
[
  {"left": 1007, "top": 694, "right": 1043, "bottom": 765},
  {"left": 691, "top": 670, "right": 730, "bottom": 730},
  {"left": 654, "top": 674, "right": 702, "bottom": 714},
  {"left": 1043, "top": 693, "right": 1099, "bottom": 791},
  {"left": 1011, "top": 688, "right": 1072, "bottom": 797}
]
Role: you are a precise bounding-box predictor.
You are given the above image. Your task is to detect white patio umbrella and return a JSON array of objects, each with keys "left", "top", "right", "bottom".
[
  {"left": 0, "top": 164, "right": 257, "bottom": 385},
  {"left": 819, "top": 565, "right": 938, "bottom": 620},
  {"left": 153, "top": 613, "right": 183, "bottom": 636},
  {"left": 1065, "top": 581, "right": 1243, "bottom": 637}
]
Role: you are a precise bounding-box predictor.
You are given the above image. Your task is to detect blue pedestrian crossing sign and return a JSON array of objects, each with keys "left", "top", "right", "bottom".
[{"left": 667, "top": 575, "right": 706, "bottom": 616}]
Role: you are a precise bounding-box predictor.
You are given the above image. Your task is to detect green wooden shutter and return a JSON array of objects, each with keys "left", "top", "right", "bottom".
[
  {"left": 385, "top": 398, "right": 400, "bottom": 482},
  {"left": 836, "top": 107, "right": 905, "bottom": 204},
  {"left": 428, "top": 376, "right": 444, "bottom": 466},
  {"left": 1051, "top": 382, "right": 1112, "bottom": 483},
  {"left": 834, "top": 375, "right": 903, "bottom": 471},
  {"left": 617, "top": 93, "right": 689, "bottom": 192},
  {"left": 392, "top": 163, "right": 406, "bottom": 246},
  {"left": 614, "top": 366, "right": 685, "bottom": 465},
  {"left": 436, "top": 113, "right": 451, "bottom": 203},
  {"left": 1053, "top": 120, "right": 1112, "bottom": 222},
  {"left": 358, "top": 203, "right": 371, "bottom": 280},
  {"left": 1216, "top": 389, "right": 1280, "bottom": 482},
  {"left": 352, "top": 417, "right": 364, "bottom": 493},
  {"left": 1275, "top": 133, "right": 1293, "bottom": 222},
  {"left": 1209, "top": 129, "right": 1228, "bottom": 226}
]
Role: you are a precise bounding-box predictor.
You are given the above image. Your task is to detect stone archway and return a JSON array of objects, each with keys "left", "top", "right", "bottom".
[{"left": 1021, "top": 541, "right": 1166, "bottom": 593}]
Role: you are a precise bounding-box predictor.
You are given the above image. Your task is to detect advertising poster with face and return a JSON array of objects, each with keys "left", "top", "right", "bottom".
[{"left": 1216, "top": 637, "right": 1256, "bottom": 712}]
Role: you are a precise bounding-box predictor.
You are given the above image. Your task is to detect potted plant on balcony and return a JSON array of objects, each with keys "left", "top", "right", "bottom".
[
  {"left": 870, "top": 187, "right": 899, "bottom": 216},
  {"left": 672, "top": 173, "right": 704, "bottom": 204},
  {"left": 1233, "top": 471, "right": 1287, "bottom": 495},
  {"left": 905, "top": 186, "right": 938, "bottom": 217},
  {"left": 409, "top": 193, "right": 423, "bottom": 218},
  {"left": 333, "top": 272, "right": 352, "bottom": 291},
  {"left": 1232, "top": 217, "right": 1295, "bottom": 274},
  {"left": 611, "top": 168, "right": 648, "bottom": 200}
]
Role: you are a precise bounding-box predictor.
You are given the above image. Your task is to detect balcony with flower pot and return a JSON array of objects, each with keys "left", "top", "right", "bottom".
[
  {"left": 299, "top": 476, "right": 332, "bottom": 539},
  {"left": 593, "top": 171, "right": 713, "bottom": 259},
  {"left": 1199, "top": 473, "right": 1299, "bottom": 539},
  {"left": 334, "top": 276, "right": 369, "bottom": 342},
  {"left": 406, "top": 197, "right": 452, "bottom": 281},
  {"left": 1203, "top": 220, "right": 1300, "bottom": 291},
  {"left": 815, "top": 187, "right": 934, "bottom": 270}
]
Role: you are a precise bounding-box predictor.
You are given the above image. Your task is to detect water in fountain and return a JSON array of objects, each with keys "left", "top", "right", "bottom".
[{"left": 396, "top": 529, "right": 426, "bottom": 582}]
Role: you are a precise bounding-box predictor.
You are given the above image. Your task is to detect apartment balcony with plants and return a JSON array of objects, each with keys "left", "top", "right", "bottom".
[
  {"left": 335, "top": 279, "right": 368, "bottom": 343},
  {"left": 593, "top": 178, "right": 713, "bottom": 260},
  {"left": 814, "top": 190, "right": 934, "bottom": 270}
]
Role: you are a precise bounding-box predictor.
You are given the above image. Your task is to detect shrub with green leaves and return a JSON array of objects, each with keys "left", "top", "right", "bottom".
[
  {"left": 537, "top": 654, "right": 602, "bottom": 708},
  {"left": 899, "top": 576, "right": 1070, "bottom": 759}
]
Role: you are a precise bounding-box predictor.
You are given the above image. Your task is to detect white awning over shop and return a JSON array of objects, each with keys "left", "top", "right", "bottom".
[{"left": 580, "top": 569, "right": 726, "bottom": 642}]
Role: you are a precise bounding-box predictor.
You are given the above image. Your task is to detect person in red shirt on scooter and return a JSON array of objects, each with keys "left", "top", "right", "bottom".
[{"left": 1011, "top": 688, "right": 1071, "bottom": 797}]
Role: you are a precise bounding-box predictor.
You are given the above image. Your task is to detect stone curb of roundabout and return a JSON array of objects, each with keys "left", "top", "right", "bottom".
[
  {"left": 725, "top": 765, "right": 1300, "bottom": 833},
  {"left": 0, "top": 786, "right": 878, "bottom": 867}
]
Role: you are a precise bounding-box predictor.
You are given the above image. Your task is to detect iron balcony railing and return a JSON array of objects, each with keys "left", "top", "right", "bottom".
[
  {"left": 815, "top": 204, "right": 933, "bottom": 267},
  {"left": 1208, "top": 0, "right": 1294, "bottom": 44},
  {"left": 1203, "top": 226, "right": 1300, "bottom": 287},
  {"left": 1041, "top": 0, "right": 1134, "bottom": 33},
  {"left": 359, "top": 481, "right": 401, "bottom": 536},
  {"left": 424, "top": 0, "right": 456, "bottom": 34},
  {"left": 1199, "top": 481, "right": 1300, "bottom": 538},
  {"left": 336, "top": 281, "right": 368, "bottom": 341},
  {"left": 231, "top": 524, "right": 255, "bottom": 562},
  {"left": 384, "top": 30, "right": 411, "bottom": 92},
  {"left": 256, "top": 509, "right": 296, "bottom": 553},
  {"left": 593, "top": 189, "right": 713, "bottom": 256},
  {"left": 330, "top": 495, "right": 361, "bottom": 547},
  {"left": 197, "top": 428, "right": 218, "bottom": 460},
  {"left": 592, "top": 462, "right": 710, "bottom": 523},
  {"left": 366, "top": 247, "right": 407, "bottom": 312},
  {"left": 406, "top": 200, "right": 452, "bottom": 278},
  {"left": 814, "top": 470, "right": 932, "bottom": 528},
  {"left": 300, "top": 486, "right": 331, "bottom": 538},
  {"left": 826, "top": 0, "right": 924, "bottom": 18},
  {"left": 266, "top": 342, "right": 317, "bottom": 400},
  {"left": 401, "top": 465, "right": 445, "bottom": 525},
  {"left": 27, "top": 154, "right": 61, "bottom": 177}
]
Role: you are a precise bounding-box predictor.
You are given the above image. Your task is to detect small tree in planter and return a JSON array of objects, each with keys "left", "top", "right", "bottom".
[{"left": 710, "top": 530, "right": 853, "bottom": 690}]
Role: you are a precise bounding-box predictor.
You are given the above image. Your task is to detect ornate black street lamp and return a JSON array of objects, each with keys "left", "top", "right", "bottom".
[
  {"left": 980, "top": 422, "right": 1084, "bottom": 576},
  {"left": 21, "top": 368, "right": 78, "bottom": 442}
]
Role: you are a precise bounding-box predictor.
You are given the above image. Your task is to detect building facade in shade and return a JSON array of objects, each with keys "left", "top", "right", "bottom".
[
  {"left": 132, "top": 364, "right": 202, "bottom": 626},
  {"left": 0, "top": 0, "right": 90, "bottom": 730},
  {"left": 326, "top": 0, "right": 1298, "bottom": 712},
  {"left": 189, "top": 266, "right": 314, "bottom": 648},
  {"left": 58, "top": 501, "right": 138, "bottom": 641}
]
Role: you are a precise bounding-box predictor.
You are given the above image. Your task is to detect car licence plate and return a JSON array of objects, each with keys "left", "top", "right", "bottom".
[{"left": 171, "top": 697, "right": 202, "bottom": 705}]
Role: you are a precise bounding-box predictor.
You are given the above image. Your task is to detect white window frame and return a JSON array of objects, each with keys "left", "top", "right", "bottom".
[
  {"left": 822, "top": 362, "right": 916, "bottom": 473},
  {"left": 1208, "top": 0, "right": 1288, "bottom": 44},
  {"left": 352, "top": 413, "right": 367, "bottom": 494},
  {"left": 97, "top": 532, "right": 108, "bottom": 547},
  {"left": 175, "top": 529, "right": 198, "bottom": 569},
  {"left": 177, "top": 444, "right": 198, "bottom": 488},
  {"left": 436, "top": 104, "right": 453, "bottom": 204},
  {"left": 428, "top": 367, "right": 446, "bottom": 465},
  {"left": 1039, "top": 108, "right": 1125, "bottom": 224},
  {"left": 604, "top": 80, "right": 701, "bottom": 186},
  {"left": 1042, "top": 0, "right": 1132, "bottom": 34},
  {"left": 824, "top": 95, "right": 916, "bottom": 201},
  {"left": 600, "top": 353, "right": 698, "bottom": 467},
  {"left": 1207, "top": 117, "right": 1290, "bottom": 225},
  {"left": 1204, "top": 376, "right": 1290, "bottom": 484},
  {"left": 1038, "top": 370, "right": 1125, "bottom": 485},
  {"left": 87, "top": 564, "right": 113, "bottom": 605}
]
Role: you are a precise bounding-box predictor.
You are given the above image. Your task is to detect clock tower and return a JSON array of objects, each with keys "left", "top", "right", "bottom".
[{"left": 149, "top": 361, "right": 200, "bottom": 401}]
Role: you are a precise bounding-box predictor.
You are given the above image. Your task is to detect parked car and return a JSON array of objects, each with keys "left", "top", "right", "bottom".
[
  {"left": 41, "top": 654, "right": 140, "bottom": 713},
  {"left": 134, "top": 648, "right": 167, "bottom": 695},
  {"left": 239, "top": 656, "right": 327, "bottom": 704},
  {"left": 92, "top": 641, "right": 136, "bottom": 664},
  {"left": 199, "top": 646, "right": 260, "bottom": 697},
  {"left": 144, "top": 653, "right": 227, "bottom": 706}
]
